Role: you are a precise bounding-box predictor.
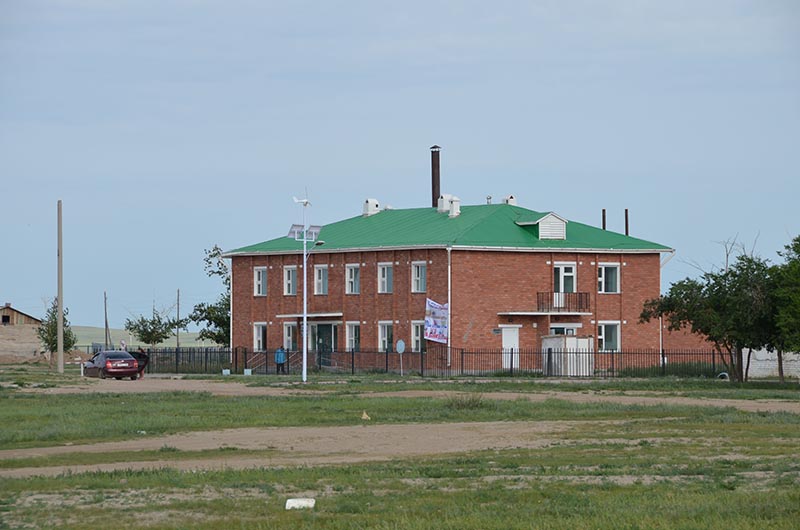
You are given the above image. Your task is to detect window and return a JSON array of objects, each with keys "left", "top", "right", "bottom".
[
  {"left": 253, "top": 323, "right": 267, "bottom": 352},
  {"left": 553, "top": 262, "right": 576, "bottom": 308},
  {"left": 283, "top": 323, "right": 298, "bottom": 351},
  {"left": 598, "top": 263, "right": 620, "bottom": 294},
  {"left": 284, "top": 266, "right": 297, "bottom": 295},
  {"left": 553, "top": 263, "right": 576, "bottom": 293},
  {"left": 346, "top": 322, "right": 361, "bottom": 352},
  {"left": 550, "top": 323, "right": 581, "bottom": 335},
  {"left": 314, "top": 265, "right": 328, "bottom": 295},
  {"left": 412, "top": 262, "right": 427, "bottom": 293},
  {"left": 378, "top": 263, "right": 393, "bottom": 293},
  {"left": 412, "top": 321, "right": 425, "bottom": 352},
  {"left": 379, "top": 321, "right": 393, "bottom": 352},
  {"left": 598, "top": 322, "right": 620, "bottom": 352},
  {"left": 346, "top": 264, "right": 360, "bottom": 294},
  {"left": 254, "top": 267, "right": 267, "bottom": 296}
]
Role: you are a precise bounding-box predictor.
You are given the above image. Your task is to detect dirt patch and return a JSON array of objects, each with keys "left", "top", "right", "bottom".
[
  {"left": 6, "top": 377, "right": 799, "bottom": 479},
  {"left": 0, "top": 420, "right": 573, "bottom": 478},
  {"left": 25, "top": 378, "right": 800, "bottom": 414}
]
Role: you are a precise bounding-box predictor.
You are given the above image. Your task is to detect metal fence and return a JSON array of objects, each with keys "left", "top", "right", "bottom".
[
  {"left": 230, "top": 346, "right": 724, "bottom": 379},
  {"left": 78, "top": 345, "right": 725, "bottom": 378}
]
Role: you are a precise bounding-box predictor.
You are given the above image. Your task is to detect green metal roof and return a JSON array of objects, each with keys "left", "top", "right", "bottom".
[{"left": 226, "top": 204, "right": 672, "bottom": 255}]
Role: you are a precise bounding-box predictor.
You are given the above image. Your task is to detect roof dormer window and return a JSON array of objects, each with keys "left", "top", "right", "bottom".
[{"left": 515, "top": 212, "right": 567, "bottom": 240}]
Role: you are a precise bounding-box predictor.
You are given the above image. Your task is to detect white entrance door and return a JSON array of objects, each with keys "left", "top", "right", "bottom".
[{"left": 501, "top": 326, "right": 520, "bottom": 370}]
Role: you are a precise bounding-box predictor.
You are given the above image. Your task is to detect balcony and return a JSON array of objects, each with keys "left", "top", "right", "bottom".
[{"left": 536, "top": 292, "right": 591, "bottom": 314}]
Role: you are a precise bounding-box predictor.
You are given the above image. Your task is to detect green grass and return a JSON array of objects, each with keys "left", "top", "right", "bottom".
[
  {"left": 8, "top": 391, "right": 758, "bottom": 449},
  {"left": 1, "top": 377, "right": 799, "bottom": 528},
  {"left": 0, "top": 364, "right": 84, "bottom": 389},
  {"left": 71, "top": 325, "right": 216, "bottom": 349},
  {"left": 2, "top": 444, "right": 798, "bottom": 529}
]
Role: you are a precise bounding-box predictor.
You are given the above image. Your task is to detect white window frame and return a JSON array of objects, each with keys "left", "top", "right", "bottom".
[
  {"left": 378, "top": 263, "right": 393, "bottom": 294},
  {"left": 253, "top": 322, "right": 267, "bottom": 352},
  {"left": 553, "top": 262, "right": 577, "bottom": 293},
  {"left": 549, "top": 323, "right": 582, "bottom": 336},
  {"left": 346, "top": 321, "right": 361, "bottom": 352},
  {"left": 412, "top": 320, "right": 425, "bottom": 352},
  {"left": 598, "top": 321, "right": 621, "bottom": 352},
  {"left": 598, "top": 263, "right": 620, "bottom": 294},
  {"left": 378, "top": 321, "right": 393, "bottom": 352},
  {"left": 314, "top": 264, "right": 329, "bottom": 295},
  {"left": 284, "top": 266, "right": 297, "bottom": 296},
  {"left": 283, "top": 323, "right": 298, "bottom": 351},
  {"left": 253, "top": 267, "right": 267, "bottom": 297},
  {"left": 346, "top": 264, "right": 360, "bottom": 294},
  {"left": 411, "top": 261, "right": 427, "bottom": 293}
]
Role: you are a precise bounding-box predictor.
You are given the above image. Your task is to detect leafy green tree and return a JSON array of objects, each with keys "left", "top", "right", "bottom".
[
  {"left": 125, "top": 308, "right": 188, "bottom": 347},
  {"left": 769, "top": 236, "right": 800, "bottom": 382},
  {"left": 641, "top": 253, "right": 772, "bottom": 382},
  {"left": 190, "top": 245, "right": 230, "bottom": 346},
  {"left": 37, "top": 297, "right": 77, "bottom": 354},
  {"left": 774, "top": 236, "right": 800, "bottom": 350}
]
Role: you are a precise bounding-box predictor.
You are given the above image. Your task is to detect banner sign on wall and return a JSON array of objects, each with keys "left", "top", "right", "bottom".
[{"left": 424, "top": 298, "right": 449, "bottom": 344}]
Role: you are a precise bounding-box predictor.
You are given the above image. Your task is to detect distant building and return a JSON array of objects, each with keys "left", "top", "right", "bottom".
[
  {"left": 0, "top": 303, "right": 43, "bottom": 358},
  {"left": 1, "top": 303, "right": 41, "bottom": 326}
]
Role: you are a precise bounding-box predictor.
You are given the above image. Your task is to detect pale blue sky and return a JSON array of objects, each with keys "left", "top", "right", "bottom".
[{"left": 1, "top": 1, "right": 798, "bottom": 329}]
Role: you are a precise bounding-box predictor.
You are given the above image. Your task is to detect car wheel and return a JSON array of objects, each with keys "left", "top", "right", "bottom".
[{"left": 130, "top": 376, "right": 137, "bottom": 381}]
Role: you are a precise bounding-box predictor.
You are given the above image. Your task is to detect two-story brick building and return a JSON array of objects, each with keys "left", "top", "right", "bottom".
[{"left": 226, "top": 194, "right": 673, "bottom": 357}]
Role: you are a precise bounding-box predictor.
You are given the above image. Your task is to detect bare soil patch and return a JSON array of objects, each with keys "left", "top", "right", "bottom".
[
  {"left": 26, "top": 377, "right": 800, "bottom": 414},
  {"left": 6, "top": 377, "right": 798, "bottom": 479},
  {"left": 0, "top": 420, "right": 572, "bottom": 478}
]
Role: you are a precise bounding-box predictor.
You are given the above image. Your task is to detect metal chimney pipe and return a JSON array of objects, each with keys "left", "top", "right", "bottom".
[
  {"left": 430, "top": 145, "right": 441, "bottom": 208},
  {"left": 602, "top": 209, "right": 606, "bottom": 230},
  {"left": 625, "top": 208, "right": 629, "bottom": 236}
]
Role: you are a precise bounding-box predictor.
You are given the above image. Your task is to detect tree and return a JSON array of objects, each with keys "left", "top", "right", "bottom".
[
  {"left": 125, "top": 308, "right": 188, "bottom": 347},
  {"left": 190, "top": 245, "right": 231, "bottom": 346},
  {"left": 641, "top": 253, "right": 772, "bottom": 382},
  {"left": 37, "top": 297, "right": 77, "bottom": 354},
  {"left": 769, "top": 236, "right": 800, "bottom": 382}
]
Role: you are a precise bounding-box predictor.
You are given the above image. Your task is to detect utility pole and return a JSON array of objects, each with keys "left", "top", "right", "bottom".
[
  {"left": 57, "top": 200, "right": 64, "bottom": 373},
  {"left": 176, "top": 288, "right": 180, "bottom": 350},
  {"left": 104, "top": 291, "right": 110, "bottom": 350}
]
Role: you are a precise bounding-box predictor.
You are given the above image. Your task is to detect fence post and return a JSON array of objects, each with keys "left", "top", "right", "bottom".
[
  {"left": 509, "top": 349, "right": 514, "bottom": 377},
  {"left": 460, "top": 349, "right": 464, "bottom": 376},
  {"left": 712, "top": 349, "right": 716, "bottom": 374},
  {"left": 420, "top": 349, "right": 424, "bottom": 377},
  {"left": 661, "top": 349, "right": 666, "bottom": 377},
  {"left": 351, "top": 349, "right": 355, "bottom": 375},
  {"left": 385, "top": 349, "right": 389, "bottom": 373},
  {"left": 175, "top": 348, "right": 179, "bottom": 373}
]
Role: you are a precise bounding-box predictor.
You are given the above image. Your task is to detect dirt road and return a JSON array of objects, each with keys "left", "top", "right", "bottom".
[{"left": 29, "top": 376, "right": 800, "bottom": 414}]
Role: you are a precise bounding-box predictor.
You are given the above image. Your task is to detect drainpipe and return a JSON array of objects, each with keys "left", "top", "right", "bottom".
[
  {"left": 229, "top": 258, "right": 234, "bottom": 361},
  {"left": 447, "top": 246, "right": 452, "bottom": 367},
  {"left": 658, "top": 250, "right": 675, "bottom": 353}
]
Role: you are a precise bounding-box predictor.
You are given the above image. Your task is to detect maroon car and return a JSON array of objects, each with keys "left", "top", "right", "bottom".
[{"left": 83, "top": 351, "right": 139, "bottom": 380}]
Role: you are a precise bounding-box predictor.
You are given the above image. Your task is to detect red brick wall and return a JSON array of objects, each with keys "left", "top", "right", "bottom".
[{"left": 232, "top": 249, "right": 665, "bottom": 352}]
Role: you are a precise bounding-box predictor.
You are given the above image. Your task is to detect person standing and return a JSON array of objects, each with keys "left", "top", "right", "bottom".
[{"left": 275, "top": 346, "right": 287, "bottom": 374}]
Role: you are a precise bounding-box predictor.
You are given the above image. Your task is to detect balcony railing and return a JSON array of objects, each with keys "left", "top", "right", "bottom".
[{"left": 536, "top": 292, "right": 591, "bottom": 313}]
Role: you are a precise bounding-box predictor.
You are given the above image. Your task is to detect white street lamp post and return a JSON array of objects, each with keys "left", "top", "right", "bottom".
[{"left": 288, "top": 198, "right": 323, "bottom": 383}]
